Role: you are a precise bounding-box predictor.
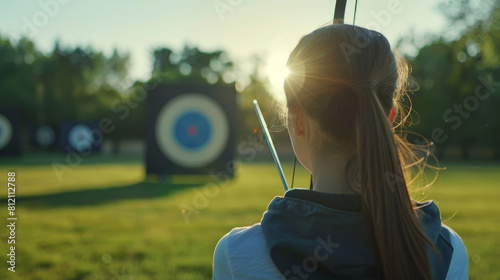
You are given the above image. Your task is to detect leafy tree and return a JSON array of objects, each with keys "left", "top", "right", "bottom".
[{"left": 405, "top": 1, "right": 500, "bottom": 159}]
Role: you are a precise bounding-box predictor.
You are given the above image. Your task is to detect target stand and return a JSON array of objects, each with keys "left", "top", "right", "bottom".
[
  {"left": 0, "top": 108, "right": 21, "bottom": 156},
  {"left": 146, "top": 84, "right": 238, "bottom": 177},
  {"left": 61, "top": 121, "right": 101, "bottom": 154}
]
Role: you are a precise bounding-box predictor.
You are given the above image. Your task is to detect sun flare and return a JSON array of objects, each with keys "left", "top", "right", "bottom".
[{"left": 265, "top": 51, "right": 290, "bottom": 104}]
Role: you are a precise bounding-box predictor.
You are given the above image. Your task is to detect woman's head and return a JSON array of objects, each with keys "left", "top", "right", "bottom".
[
  {"left": 284, "top": 24, "right": 400, "bottom": 167},
  {"left": 283, "top": 24, "right": 434, "bottom": 280}
]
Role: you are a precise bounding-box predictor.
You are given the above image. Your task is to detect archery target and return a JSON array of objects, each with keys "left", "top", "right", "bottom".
[
  {"left": 155, "top": 93, "right": 229, "bottom": 168},
  {"left": 146, "top": 84, "right": 238, "bottom": 176},
  {"left": 35, "top": 125, "right": 56, "bottom": 147},
  {"left": 0, "top": 114, "right": 13, "bottom": 150},
  {"left": 0, "top": 108, "right": 21, "bottom": 156},
  {"left": 61, "top": 121, "right": 100, "bottom": 154},
  {"left": 68, "top": 124, "right": 93, "bottom": 152}
]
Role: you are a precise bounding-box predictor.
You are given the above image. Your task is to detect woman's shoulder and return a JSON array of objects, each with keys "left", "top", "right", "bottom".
[
  {"left": 440, "top": 224, "right": 469, "bottom": 280},
  {"left": 414, "top": 201, "right": 468, "bottom": 279},
  {"left": 220, "top": 224, "right": 264, "bottom": 242},
  {"left": 213, "top": 224, "right": 281, "bottom": 279},
  {"left": 214, "top": 223, "right": 266, "bottom": 261}
]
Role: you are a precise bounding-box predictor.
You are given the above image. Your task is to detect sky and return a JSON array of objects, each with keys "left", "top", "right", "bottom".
[{"left": 0, "top": 0, "right": 449, "bottom": 89}]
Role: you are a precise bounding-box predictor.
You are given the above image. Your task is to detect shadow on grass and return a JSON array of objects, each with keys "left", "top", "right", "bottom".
[{"left": 15, "top": 181, "right": 204, "bottom": 208}]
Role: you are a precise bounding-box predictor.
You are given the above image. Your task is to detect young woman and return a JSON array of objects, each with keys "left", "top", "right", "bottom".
[{"left": 213, "top": 24, "right": 468, "bottom": 280}]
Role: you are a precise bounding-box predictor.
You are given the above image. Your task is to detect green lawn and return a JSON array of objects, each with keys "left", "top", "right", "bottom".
[{"left": 0, "top": 157, "right": 498, "bottom": 279}]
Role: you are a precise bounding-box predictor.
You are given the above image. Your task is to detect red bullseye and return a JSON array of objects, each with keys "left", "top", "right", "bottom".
[{"left": 187, "top": 125, "right": 198, "bottom": 136}]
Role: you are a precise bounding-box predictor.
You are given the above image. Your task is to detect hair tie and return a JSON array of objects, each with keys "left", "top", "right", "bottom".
[{"left": 353, "top": 80, "right": 378, "bottom": 93}]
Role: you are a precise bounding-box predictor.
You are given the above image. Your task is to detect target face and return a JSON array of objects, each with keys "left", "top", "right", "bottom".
[
  {"left": 155, "top": 93, "right": 229, "bottom": 168},
  {"left": 68, "top": 124, "right": 94, "bottom": 152},
  {"left": 35, "top": 125, "right": 55, "bottom": 147},
  {"left": 0, "top": 113, "right": 13, "bottom": 150}
]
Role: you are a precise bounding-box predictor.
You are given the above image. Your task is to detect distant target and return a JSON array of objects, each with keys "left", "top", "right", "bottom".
[
  {"left": 68, "top": 124, "right": 94, "bottom": 152},
  {"left": 146, "top": 85, "right": 237, "bottom": 176},
  {"left": 35, "top": 125, "right": 55, "bottom": 147},
  {"left": 0, "top": 108, "right": 21, "bottom": 156},
  {"left": 0, "top": 114, "right": 13, "bottom": 150},
  {"left": 61, "top": 121, "right": 100, "bottom": 154},
  {"left": 155, "top": 93, "right": 229, "bottom": 168}
]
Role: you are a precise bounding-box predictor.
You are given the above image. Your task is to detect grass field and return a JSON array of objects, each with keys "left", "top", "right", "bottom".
[{"left": 0, "top": 155, "right": 499, "bottom": 279}]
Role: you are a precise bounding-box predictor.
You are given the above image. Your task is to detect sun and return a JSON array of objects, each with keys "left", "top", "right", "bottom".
[{"left": 265, "top": 51, "right": 290, "bottom": 103}]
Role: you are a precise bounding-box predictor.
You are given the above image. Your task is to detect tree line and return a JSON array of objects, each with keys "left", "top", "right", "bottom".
[{"left": 0, "top": 0, "right": 498, "bottom": 159}]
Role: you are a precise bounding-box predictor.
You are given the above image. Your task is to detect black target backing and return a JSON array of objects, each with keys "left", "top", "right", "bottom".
[{"left": 146, "top": 84, "right": 238, "bottom": 177}]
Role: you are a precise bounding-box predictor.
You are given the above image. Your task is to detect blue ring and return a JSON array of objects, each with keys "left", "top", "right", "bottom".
[{"left": 173, "top": 111, "right": 212, "bottom": 150}]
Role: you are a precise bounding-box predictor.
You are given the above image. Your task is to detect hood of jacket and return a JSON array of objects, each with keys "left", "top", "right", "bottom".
[{"left": 260, "top": 188, "right": 450, "bottom": 279}]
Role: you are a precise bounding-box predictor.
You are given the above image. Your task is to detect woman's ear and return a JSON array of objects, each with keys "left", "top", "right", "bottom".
[
  {"left": 389, "top": 107, "right": 396, "bottom": 124},
  {"left": 289, "top": 107, "right": 305, "bottom": 137}
]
